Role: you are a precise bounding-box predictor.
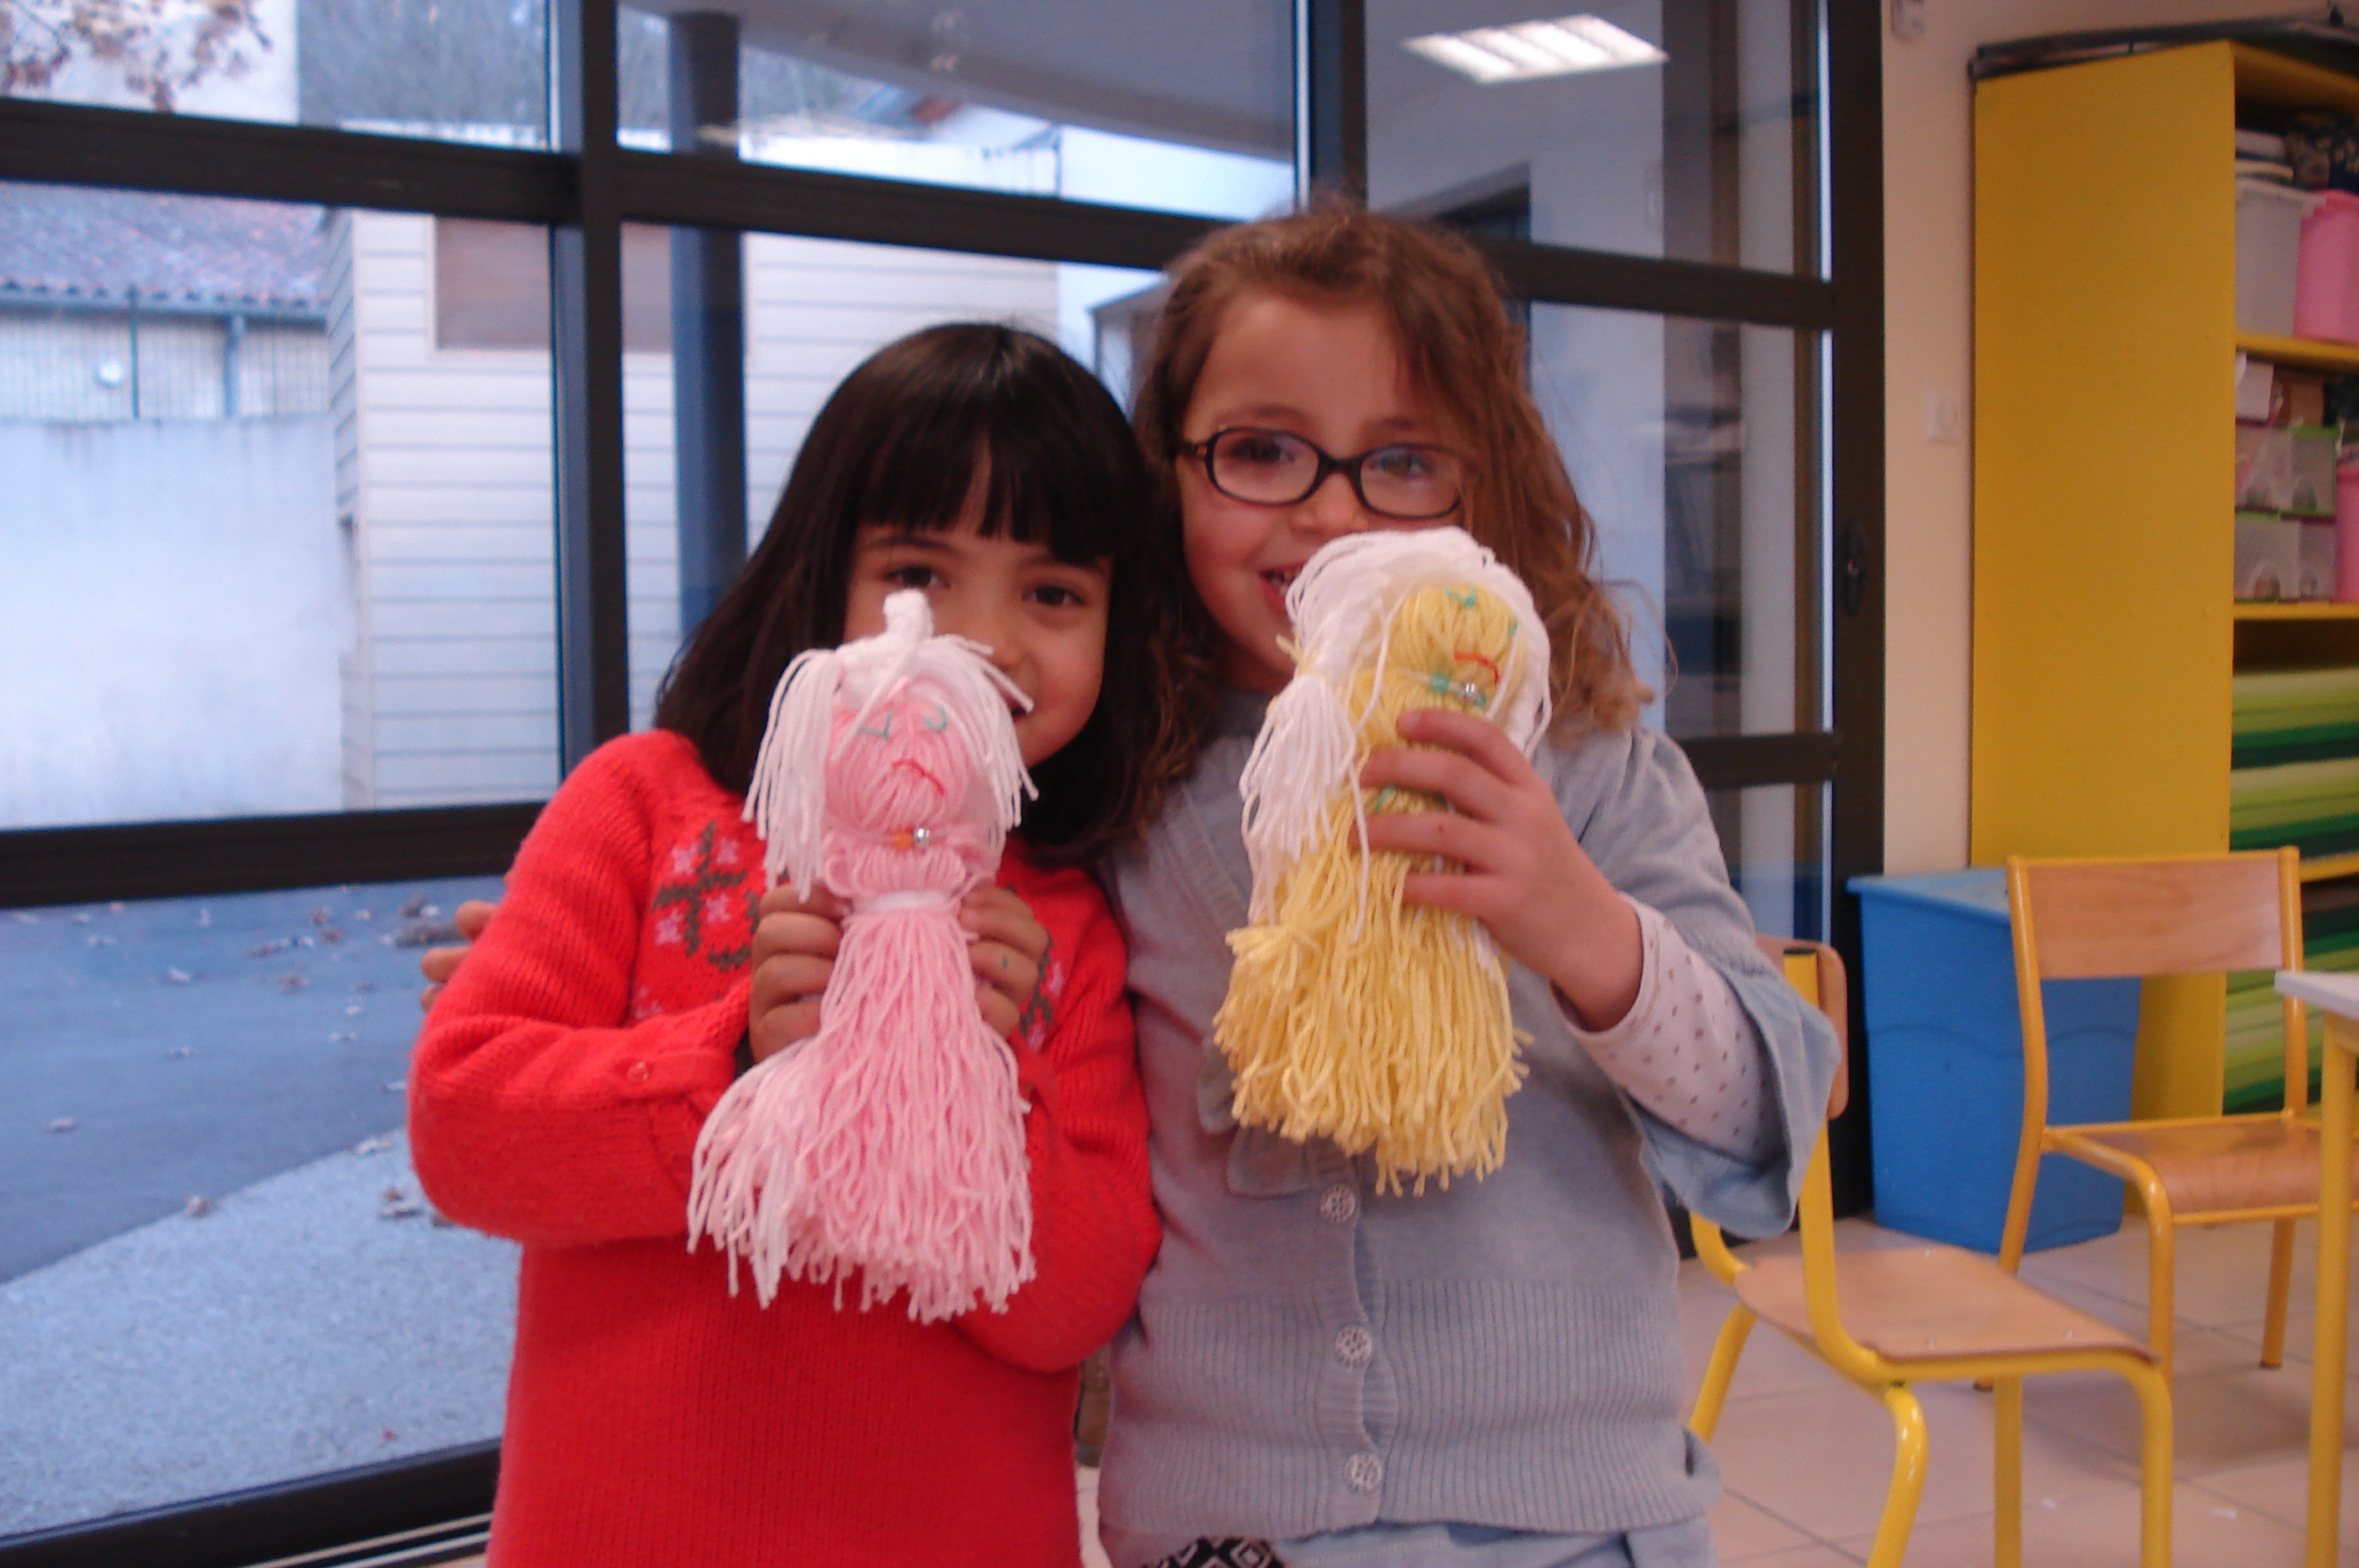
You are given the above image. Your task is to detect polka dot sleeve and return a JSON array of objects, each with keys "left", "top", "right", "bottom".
[{"left": 1561, "top": 898, "right": 1775, "bottom": 1162}]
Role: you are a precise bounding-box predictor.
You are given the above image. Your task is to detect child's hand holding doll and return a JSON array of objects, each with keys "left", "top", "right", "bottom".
[
  {"left": 1358, "top": 706, "right": 1644, "bottom": 1031},
  {"left": 746, "top": 883, "right": 1051, "bottom": 1062}
]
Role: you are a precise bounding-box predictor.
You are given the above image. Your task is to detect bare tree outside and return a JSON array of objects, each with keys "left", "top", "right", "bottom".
[
  {"left": 297, "top": 0, "right": 546, "bottom": 137},
  {"left": 1, "top": 0, "right": 274, "bottom": 111}
]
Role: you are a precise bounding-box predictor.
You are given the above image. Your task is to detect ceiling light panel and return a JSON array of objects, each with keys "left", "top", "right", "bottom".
[{"left": 1403, "top": 14, "right": 1667, "bottom": 84}]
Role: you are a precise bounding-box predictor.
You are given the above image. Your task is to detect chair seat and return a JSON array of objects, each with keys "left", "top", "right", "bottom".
[
  {"left": 1732, "top": 1242, "right": 2151, "bottom": 1364},
  {"left": 2057, "top": 1117, "right": 2354, "bottom": 1214}
]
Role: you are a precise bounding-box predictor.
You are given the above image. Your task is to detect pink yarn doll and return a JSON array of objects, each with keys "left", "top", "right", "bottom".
[{"left": 686, "top": 588, "right": 1038, "bottom": 1321}]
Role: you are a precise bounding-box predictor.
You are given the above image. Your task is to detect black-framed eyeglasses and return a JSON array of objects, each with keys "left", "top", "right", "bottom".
[{"left": 1181, "top": 427, "right": 1463, "bottom": 521}]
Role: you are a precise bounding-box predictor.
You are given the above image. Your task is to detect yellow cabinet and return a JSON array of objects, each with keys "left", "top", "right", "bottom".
[{"left": 1973, "top": 41, "right": 2359, "bottom": 1119}]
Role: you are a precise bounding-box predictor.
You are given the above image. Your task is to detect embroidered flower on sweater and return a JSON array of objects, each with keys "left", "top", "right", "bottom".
[
  {"left": 1017, "top": 939, "right": 1064, "bottom": 1053},
  {"left": 650, "top": 820, "right": 761, "bottom": 971}
]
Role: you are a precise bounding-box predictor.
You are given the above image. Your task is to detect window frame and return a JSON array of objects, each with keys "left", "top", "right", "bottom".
[{"left": 0, "top": 0, "right": 1883, "bottom": 1557}]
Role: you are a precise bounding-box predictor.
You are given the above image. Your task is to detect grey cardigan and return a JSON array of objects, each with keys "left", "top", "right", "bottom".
[{"left": 1096, "top": 695, "right": 1840, "bottom": 1565}]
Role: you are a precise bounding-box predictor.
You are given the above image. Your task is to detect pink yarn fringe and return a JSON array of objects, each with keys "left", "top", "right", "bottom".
[{"left": 687, "top": 900, "right": 1033, "bottom": 1318}]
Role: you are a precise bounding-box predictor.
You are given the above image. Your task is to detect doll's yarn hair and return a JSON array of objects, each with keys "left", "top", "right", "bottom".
[{"left": 1214, "top": 528, "right": 1551, "bottom": 1193}]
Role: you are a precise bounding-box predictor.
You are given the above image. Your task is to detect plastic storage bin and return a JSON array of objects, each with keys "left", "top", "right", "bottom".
[
  {"left": 2241, "top": 176, "right": 2317, "bottom": 337},
  {"left": 1851, "top": 869, "right": 2140, "bottom": 1253},
  {"left": 2298, "top": 188, "right": 2359, "bottom": 344}
]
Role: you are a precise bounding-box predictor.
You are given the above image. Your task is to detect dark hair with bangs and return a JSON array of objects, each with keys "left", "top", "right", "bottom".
[{"left": 654, "top": 321, "right": 1198, "bottom": 864}]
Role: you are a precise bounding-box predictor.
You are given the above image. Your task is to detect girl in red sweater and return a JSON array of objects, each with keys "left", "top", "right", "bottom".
[{"left": 410, "top": 324, "right": 1183, "bottom": 1568}]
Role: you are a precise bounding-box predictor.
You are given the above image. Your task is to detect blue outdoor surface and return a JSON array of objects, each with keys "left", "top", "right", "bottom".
[
  {"left": 1851, "top": 869, "right": 2140, "bottom": 1254},
  {"left": 3, "top": 875, "right": 503, "bottom": 1282}
]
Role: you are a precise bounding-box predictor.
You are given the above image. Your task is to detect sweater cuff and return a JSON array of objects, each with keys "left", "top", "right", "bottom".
[{"left": 1562, "top": 899, "right": 1776, "bottom": 1161}]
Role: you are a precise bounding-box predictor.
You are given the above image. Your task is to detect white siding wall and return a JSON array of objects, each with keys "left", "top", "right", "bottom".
[
  {"left": 340, "top": 220, "right": 1064, "bottom": 793},
  {"left": 336, "top": 211, "right": 560, "bottom": 809}
]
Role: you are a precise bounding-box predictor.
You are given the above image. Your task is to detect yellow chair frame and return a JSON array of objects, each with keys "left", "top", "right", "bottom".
[
  {"left": 1689, "top": 937, "right": 2171, "bottom": 1568},
  {"left": 2000, "top": 848, "right": 2321, "bottom": 1380}
]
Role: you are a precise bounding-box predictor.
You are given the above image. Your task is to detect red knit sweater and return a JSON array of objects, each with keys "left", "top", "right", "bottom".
[{"left": 410, "top": 730, "right": 1155, "bottom": 1568}]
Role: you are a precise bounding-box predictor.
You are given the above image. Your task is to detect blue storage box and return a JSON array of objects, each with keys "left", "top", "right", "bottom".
[{"left": 1850, "top": 869, "right": 2140, "bottom": 1254}]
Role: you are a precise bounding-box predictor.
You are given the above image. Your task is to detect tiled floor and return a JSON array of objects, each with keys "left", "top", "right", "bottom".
[{"left": 448, "top": 1216, "right": 2359, "bottom": 1567}]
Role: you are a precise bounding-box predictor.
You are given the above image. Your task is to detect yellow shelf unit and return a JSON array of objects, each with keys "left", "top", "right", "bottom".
[
  {"left": 2233, "top": 601, "right": 2359, "bottom": 620},
  {"left": 1974, "top": 42, "right": 2359, "bottom": 1119},
  {"left": 2236, "top": 332, "right": 2359, "bottom": 374}
]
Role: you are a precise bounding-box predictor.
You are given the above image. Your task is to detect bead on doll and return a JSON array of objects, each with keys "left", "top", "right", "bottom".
[
  {"left": 688, "top": 589, "right": 1038, "bottom": 1320},
  {"left": 1213, "top": 527, "right": 1552, "bottom": 1194}
]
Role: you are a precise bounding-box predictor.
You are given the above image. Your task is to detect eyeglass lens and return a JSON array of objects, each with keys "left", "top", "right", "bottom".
[{"left": 1207, "top": 429, "right": 1459, "bottom": 519}]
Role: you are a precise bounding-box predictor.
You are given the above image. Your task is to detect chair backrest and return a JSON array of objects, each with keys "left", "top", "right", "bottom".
[{"left": 2011, "top": 851, "right": 2298, "bottom": 980}]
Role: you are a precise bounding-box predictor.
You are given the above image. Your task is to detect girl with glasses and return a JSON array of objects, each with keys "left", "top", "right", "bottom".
[{"left": 1096, "top": 205, "right": 1840, "bottom": 1568}]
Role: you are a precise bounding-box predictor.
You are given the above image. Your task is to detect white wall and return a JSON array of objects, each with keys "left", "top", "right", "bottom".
[
  {"left": 0, "top": 417, "right": 345, "bottom": 828},
  {"left": 331, "top": 210, "right": 561, "bottom": 810},
  {"left": 1882, "top": 0, "right": 2291, "bottom": 873}
]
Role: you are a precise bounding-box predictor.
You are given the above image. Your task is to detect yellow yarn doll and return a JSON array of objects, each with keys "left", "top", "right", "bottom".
[{"left": 1213, "top": 526, "right": 1552, "bottom": 1193}]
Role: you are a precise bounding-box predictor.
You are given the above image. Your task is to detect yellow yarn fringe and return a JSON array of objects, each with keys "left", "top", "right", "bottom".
[{"left": 1213, "top": 583, "right": 1531, "bottom": 1194}]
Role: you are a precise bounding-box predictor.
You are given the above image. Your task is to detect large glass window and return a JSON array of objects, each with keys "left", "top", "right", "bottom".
[
  {"left": 0, "top": 187, "right": 560, "bottom": 832},
  {"left": 1707, "top": 782, "right": 1825, "bottom": 941},
  {"left": 617, "top": 2, "right": 1294, "bottom": 219},
  {"left": 1369, "top": 0, "right": 1819, "bottom": 275},
  {"left": 1529, "top": 304, "right": 1822, "bottom": 740},
  {"left": 622, "top": 230, "right": 1159, "bottom": 721}
]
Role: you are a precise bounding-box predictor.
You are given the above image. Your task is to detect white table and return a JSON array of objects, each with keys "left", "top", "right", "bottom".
[{"left": 2274, "top": 967, "right": 2359, "bottom": 1568}]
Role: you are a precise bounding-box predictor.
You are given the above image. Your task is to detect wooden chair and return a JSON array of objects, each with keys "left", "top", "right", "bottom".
[
  {"left": 1689, "top": 937, "right": 2171, "bottom": 1568},
  {"left": 2000, "top": 848, "right": 2330, "bottom": 1381}
]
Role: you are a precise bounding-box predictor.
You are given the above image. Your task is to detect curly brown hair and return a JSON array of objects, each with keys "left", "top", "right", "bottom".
[
  {"left": 653, "top": 322, "right": 1198, "bottom": 866},
  {"left": 1134, "top": 204, "right": 1649, "bottom": 739}
]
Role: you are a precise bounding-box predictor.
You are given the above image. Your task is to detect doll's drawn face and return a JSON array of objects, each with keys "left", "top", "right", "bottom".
[
  {"left": 1362, "top": 583, "right": 1515, "bottom": 749},
  {"left": 825, "top": 683, "right": 979, "bottom": 839}
]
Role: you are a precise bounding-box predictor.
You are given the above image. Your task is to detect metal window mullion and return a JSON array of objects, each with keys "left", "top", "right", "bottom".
[
  {"left": 551, "top": 0, "right": 630, "bottom": 771},
  {"left": 0, "top": 805, "right": 541, "bottom": 910},
  {"left": 1296, "top": 0, "right": 1366, "bottom": 201},
  {"left": 668, "top": 12, "right": 750, "bottom": 642},
  {"left": 0, "top": 98, "right": 570, "bottom": 221},
  {"left": 1679, "top": 731, "right": 1840, "bottom": 793},
  {"left": 1822, "top": 0, "right": 1886, "bottom": 1215}
]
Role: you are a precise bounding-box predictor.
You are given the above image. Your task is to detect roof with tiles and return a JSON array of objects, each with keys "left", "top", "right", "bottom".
[{"left": 0, "top": 182, "right": 328, "bottom": 312}]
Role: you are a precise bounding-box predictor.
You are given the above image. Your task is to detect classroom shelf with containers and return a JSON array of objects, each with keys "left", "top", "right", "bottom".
[{"left": 1975, "top": 39, "right": 2359, "bottom": 1121}]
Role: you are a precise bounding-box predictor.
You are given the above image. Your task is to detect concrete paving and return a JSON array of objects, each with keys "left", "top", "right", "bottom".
[
  {"left": 0, "top": 1128, "right": 519, "bottom": 1537},
  {"left": 4, "top": 877, "right": 503, "bottom": 1282}
]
